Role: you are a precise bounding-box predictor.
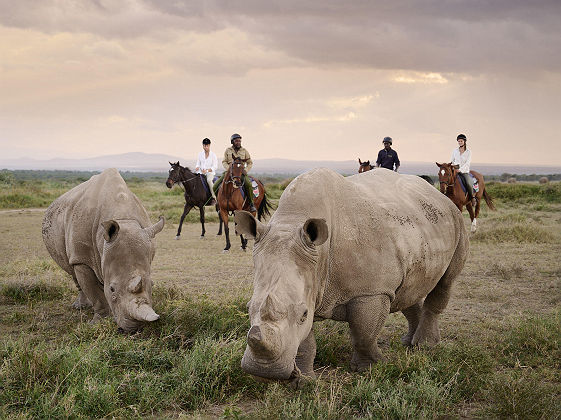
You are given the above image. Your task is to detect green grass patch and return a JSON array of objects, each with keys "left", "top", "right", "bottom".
[
  {"left": 473, "top": 222, "right": 555, "bottom": 243},
  {"left": 0, "top": 281, "right": 70, "bottom": 304},
  {"left": 487, "top": 182, "right": 561, "bottom": 204}
]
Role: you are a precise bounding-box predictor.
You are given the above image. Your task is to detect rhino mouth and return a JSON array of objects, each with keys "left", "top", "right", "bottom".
[{"left": 241, "top": 349, "right": 298, "bottom": 381}]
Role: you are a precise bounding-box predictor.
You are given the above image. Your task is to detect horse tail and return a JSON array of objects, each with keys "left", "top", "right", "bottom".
[
  {"left": 483, "top": 188, "right": 496, "bottom": 211},
  {"left": 257, "top": 191, "right": 273, "bottom": 221}
]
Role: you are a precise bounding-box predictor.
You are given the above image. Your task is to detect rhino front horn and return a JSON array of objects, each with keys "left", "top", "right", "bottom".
[
  {"left": 130, "top": 304, "right": 160, "bottom": 322},
  {"left": 144, "top": 216, "right": 165, "bottom": 238}
]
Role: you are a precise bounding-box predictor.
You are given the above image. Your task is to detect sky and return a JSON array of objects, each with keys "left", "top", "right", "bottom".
[{"left": 1, "top": 0, "right": 561, "bottom": 166}]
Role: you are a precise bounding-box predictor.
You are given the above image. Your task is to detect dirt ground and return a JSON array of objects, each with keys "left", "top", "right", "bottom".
[{"left": 1, "top": 206, "right": 560, "bottom": 341}]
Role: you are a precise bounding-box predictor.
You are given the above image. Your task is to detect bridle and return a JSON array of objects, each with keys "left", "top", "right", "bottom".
[
  {"left": 439, "top": 165, "right": 457, "bottom": 192},
  {"left": 226, "top": 159, "right": 244, "bottom": 188},
  {"left": 167, "top": 165, "right": 197, "bottom": 188}
]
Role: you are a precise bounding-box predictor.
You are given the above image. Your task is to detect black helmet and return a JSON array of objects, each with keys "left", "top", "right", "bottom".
[
  {"left": 382, "top": 136, "right": 392, "bottom": 144},
  {"left": 230, "top": 133, "right": 242, "bottom": 144},
  {"left": 202, "top": 138, "right": 211, "bottom": 145},
  {"left": 457, "top": 133, "right": 466, "bottom": 141}
]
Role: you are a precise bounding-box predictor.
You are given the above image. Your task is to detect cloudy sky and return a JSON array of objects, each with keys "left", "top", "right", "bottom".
[{"left": 1, "top": 0, "right": 560, "bottom": 166}]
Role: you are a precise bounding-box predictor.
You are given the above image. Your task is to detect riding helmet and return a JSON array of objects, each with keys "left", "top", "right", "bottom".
[
  {"left": 202, "top": 138, "right": 211, "bottom": 145},
  {"left": 382, "top": 136, "right": 392, "bottom": 144},
  {"left": 457, "top": 133, "right": 467, "bottom": 141},
  {"left": 230, "top": 133, "right": 242, "bottom": 144}
]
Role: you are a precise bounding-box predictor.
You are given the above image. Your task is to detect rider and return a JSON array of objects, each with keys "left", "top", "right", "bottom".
[
  {"left": 452, "top": 133, "right": 477, "bottom": 207},
  {"left": 213, "top": 133, "right": 256, "bottom": 213},
  {"left": 376, "top": 136, "right": 400, "bottom": 172},
  {"left": 194, "top": 137, "right": 218, "bottom": 206}
]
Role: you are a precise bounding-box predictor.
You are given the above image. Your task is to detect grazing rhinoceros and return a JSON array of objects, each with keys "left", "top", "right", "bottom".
[
  {"left": 42, "top": 168, "right": 164, "bottom": 332},
  {"left": 235, "top": 168, "right": 468, "bottom": 381}
]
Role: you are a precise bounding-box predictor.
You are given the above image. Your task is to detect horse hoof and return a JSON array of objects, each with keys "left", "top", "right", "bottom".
[
  {"left": 222, "top": 249, "right": 230, "bottom": 254},
  {"left": 199, "top": 236, "right": 205, "bottom": 239},
  {"left": 175, "top": 236, "right": 180, "bottom": 240}
]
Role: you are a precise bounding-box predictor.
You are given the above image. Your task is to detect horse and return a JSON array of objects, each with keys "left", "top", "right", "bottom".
[
  {"left": 166, "top": 161, "right": 223, "bottom": 239},
  {"left": 217, "top": 156, "right": 272, "bottom": 252},
  {"left": 418, "top": 175, "right": 434, "bottom": 185},
  {"left": 358, "top": 158, "right": 374, "bottom": 173},
  {"left": 436, "top": 162, "right": 496, "bottom": 232}
]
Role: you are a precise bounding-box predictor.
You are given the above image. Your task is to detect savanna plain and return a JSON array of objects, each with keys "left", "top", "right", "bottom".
[{"left": 0, "top": 171, "right": 560, "bottom": 419}]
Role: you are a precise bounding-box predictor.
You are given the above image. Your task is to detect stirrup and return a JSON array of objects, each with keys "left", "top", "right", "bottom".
[{"left": 249, "top": 204, "right": 257, "bottom": 213}]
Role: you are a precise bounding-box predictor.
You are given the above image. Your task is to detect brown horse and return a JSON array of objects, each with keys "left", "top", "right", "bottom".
[
  {"left": 358, "top": 158, "right": 374, "bottom": 173},
  {"left": 436, "top": 162, "right": 496, "bottom": 232},
  {"left": 217, "top": 156, "right": 272, "bottom": 252}
]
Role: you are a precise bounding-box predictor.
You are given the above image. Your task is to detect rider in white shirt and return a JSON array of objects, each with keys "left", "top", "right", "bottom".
[
  {"left": 194, "top": 138, "right": 218, "bottom": 205},
  {"left": 451, "top": 133, "right": 476, "bottom": 207}
]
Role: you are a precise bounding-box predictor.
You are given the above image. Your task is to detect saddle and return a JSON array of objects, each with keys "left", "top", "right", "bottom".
[
  {"left": 457, "top": 173, "right": 479, "bottom": 194},
  {"left": 198, "top": 174, "right": 218, "bottom": 197}
]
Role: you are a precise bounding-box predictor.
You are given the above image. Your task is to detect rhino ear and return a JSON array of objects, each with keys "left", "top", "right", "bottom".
[
  {"left": 101, "top": 220, "right": 120, "bottom": 242},
  {"left": 234, "top": 210, "right": 265, "bottom": 240},
  {"left": 302, "top": 218, "right": 328, "bottom": 247}
]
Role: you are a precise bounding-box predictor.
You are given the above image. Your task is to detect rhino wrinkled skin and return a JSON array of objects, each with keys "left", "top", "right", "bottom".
[
  {"left": 235, "top": 168, "right": 468, "bottom": 381},
  {"left": 42, "top": 168, "right": 164, "bottom": 332}
]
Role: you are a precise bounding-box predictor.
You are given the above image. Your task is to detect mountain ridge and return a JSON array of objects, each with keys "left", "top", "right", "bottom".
[{"left": 1, "top": 152, "right": 559, "bottom": 176}]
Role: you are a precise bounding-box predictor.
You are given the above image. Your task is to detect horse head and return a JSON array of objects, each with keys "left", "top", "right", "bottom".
[
  {"left": 229, "top": 156, "right": 247, "bottom": 188},
  {"left": 166, "top": 161, "right": 182, "bottom": 188},
  {"left": 358, "top": 158, "right": 373, "bottom": 173},
  {"left": 435, "top": 162, "right": 457, "bottom": 193}
]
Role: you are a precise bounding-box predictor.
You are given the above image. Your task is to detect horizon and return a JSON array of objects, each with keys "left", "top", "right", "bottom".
[
  {"left": 3, "top": 151, "right": 561, "bottom": 169},
  {"left": 1, "top": 2, "right": 560, "bottom": 166}
]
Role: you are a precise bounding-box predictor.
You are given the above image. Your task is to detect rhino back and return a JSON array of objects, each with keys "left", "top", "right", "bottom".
[
  {"left": 272, "top": 168, "right": 466, "bottom": 316},
  {"left": 42, "top": 168, "right": 151, "bottom": 280}
]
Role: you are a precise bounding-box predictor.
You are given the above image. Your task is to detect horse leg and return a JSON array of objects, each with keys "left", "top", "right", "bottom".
[
  {"left": 176, "top": 203, "right": 193, "bottom": 239},
  {"left": 466, "top": 201, "right": 476, "bottom": 232},
  {"left": 221, "top": 209, "right": 231, "bottom": 252},
  {"left": 199, "top": 206, "right": 206, "bottom": 238},
  {"left": 216, "top": 204, "right": 223, "bottom": 235},
  {"left": 240, "top": 234, "right": 248, "bottom": 251}
]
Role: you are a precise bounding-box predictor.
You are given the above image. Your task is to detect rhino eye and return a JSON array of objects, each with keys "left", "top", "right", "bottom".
[
  {"left": 299, "top": 310, "right": 308, "bottom": 324},
  {"left": 110, "top": 286, "right": 115, "bottom": 293}
]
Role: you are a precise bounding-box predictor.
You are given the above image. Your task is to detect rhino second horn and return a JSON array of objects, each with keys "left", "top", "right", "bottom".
[
  {"left": 128, "top": 276, "right": 143, "bottom": 294},
  {"left": 144, "top": 216, "right": 165, "bottom": 238},
  {"left": 130, "top": 304, "right": 160, "bottom": 322}
]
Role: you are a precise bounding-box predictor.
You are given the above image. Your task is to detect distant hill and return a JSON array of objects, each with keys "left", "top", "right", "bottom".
[{"left": 1, "top": 152, "right": 559, "bottom": 176}]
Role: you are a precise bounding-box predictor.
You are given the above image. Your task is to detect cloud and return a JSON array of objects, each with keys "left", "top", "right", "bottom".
[
  {"left": 1, "top": 0, "right": 559, "bottom": 76},
  {"left": 392, "top": 72, "right": 448, "bottom": 84},
  {"left": 263, "top": 111, "right": 357, "bottom": 127},
  {"left": 328, "top": 94, "right": 378, "bottom": 109}
]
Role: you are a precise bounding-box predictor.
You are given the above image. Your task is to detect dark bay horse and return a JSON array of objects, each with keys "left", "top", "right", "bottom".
[
  {"left": 217, "top": 156, "right": 272, "bottom": 252},
  {"left": 436, "top": 162, "right": 496, "bottom": 232},
  {"left": 358, "top": 158, "right": 374, "bottom": 173},
  {"left": 166, "top": 162, "right": 222, "bottom": 239}
]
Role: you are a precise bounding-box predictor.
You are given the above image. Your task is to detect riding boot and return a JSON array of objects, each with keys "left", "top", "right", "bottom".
[{"left": 213, "top": 173, "right": 225, "bottom": 197}]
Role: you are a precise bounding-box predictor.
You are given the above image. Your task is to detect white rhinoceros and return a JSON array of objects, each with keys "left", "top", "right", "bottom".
[
  {"left": 235, "top": 167, "right": 468, "bottom": 381},
  {"left": 42, "top": 168, "right": 164, "bottom": 332}
]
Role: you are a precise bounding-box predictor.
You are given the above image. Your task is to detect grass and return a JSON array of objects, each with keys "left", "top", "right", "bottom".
[
  {"left": 1, "top": 173, "right": 560, "bottom": 418},
  {"left": 1, "top": 283, "right": 559, "bottom": 418}
]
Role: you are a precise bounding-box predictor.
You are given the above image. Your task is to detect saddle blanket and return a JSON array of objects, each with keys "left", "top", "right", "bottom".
[
  {"left": 239, "top": 178, "right": 260, "bottom": 199},
  {"left": 458, "top": 173, "right": 479, "bottom": 194}
]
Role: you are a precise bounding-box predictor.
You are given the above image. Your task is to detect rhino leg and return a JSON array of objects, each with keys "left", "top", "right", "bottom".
[
  {"left": 72, "top": 290, "right": 92, "bottom": 310},
  {"left": 73, "top": 264, "right": 110, "bottom": 321},
  {"left": 401, "top": 301, "right": 422, "bottom": 346},
  {"left": 347, "top": 294, "right": 390, "bottom": 372},
  {"left": 70, "top": 274, "right": 92, "bottom": 309},
  {"left": 412, "top": 233, "right": 467, "bottom": 347},
  {"left": 295, "top": 329, "right": 317, "bottom": 378}
]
